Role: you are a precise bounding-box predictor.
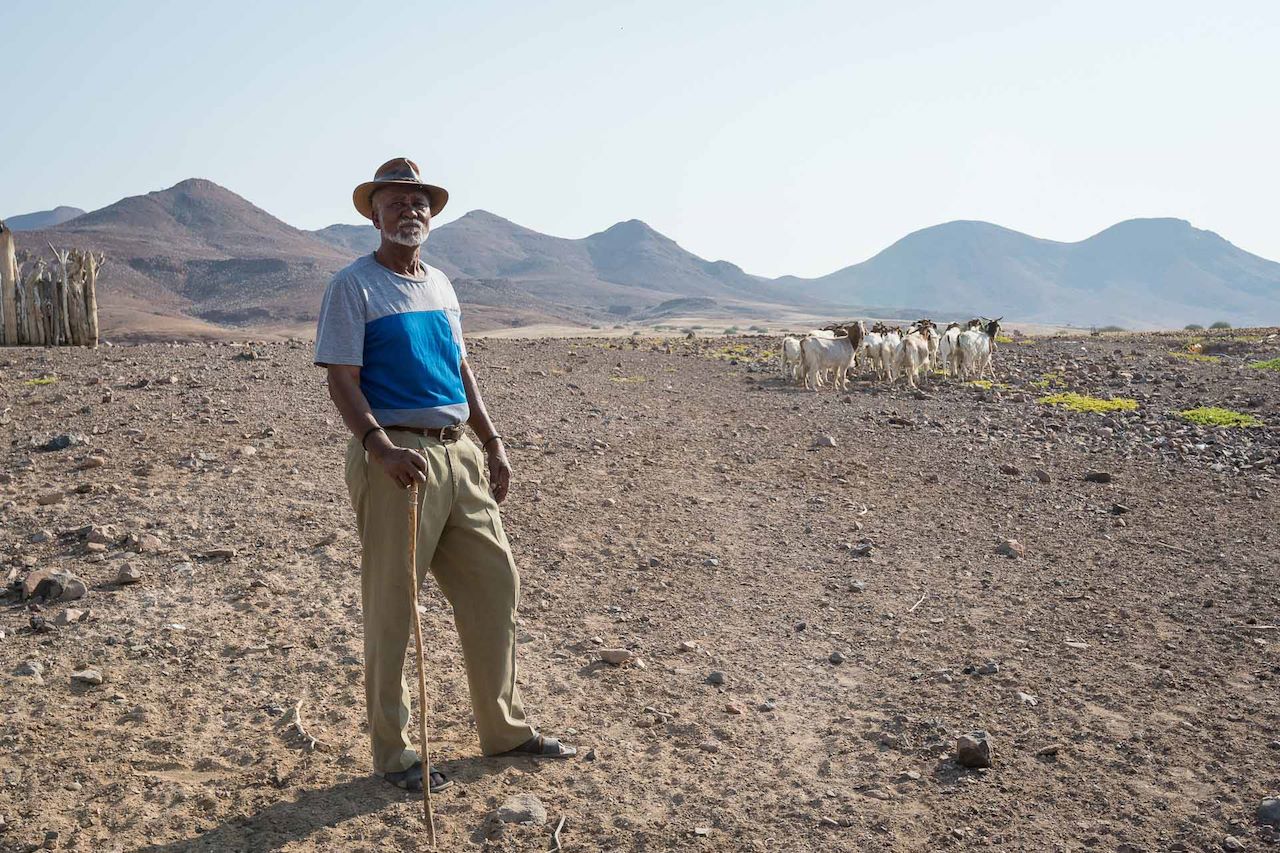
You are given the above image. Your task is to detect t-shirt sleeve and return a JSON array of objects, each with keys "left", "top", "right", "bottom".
[{"left": 313, "top": 274, "right": 365, "bottom": 367}]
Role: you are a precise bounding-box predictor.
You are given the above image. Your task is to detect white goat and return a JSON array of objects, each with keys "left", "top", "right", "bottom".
[
  {"left": 937, "top": 323, "right": 962, "bottom": 377},
  {"left": 895, "top": 324, "right": 932, "bottom": 389},
  {"left": 877, "top": 327, "right": 903, "bottom": 383},
  {"left": 955, "top": 317, "right": 1002, "bottom": 380},
  {"left": 799, "top": 324, "right": 864, "bottom": 391},
  {"left": 781, "top": 336, "right": 802, "bottom": 381}
]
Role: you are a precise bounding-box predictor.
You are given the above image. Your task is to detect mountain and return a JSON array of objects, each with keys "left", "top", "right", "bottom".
[
  {"left": 13, "top": 176, "right": 1278, "bottom": 339},
  {"left": 310, "top": 210, "right": 792, "bottom": 320},
  {"left": 4, "top": 206, "right": 86, "bottom": 230},
  {"left": 20, "top": 179, "right": 353, "bottom": 333},
  {"left": 791, "top": 218, "right": 1280, "bottom": 328}
]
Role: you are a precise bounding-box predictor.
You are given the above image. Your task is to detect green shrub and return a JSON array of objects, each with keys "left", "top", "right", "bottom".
[
  {"left": 1178, "top": 407, "right": 1261, "bottom": 428},
  {"left": 1209, "top": 321, "right": 1232, "bottom": 330},
  {"left": 1248, "top": 358, "right": 1280, "bottom": 372},
  {"left": 1096, "top": 325, "right": 1126, "bottom": 333},
  {"left": 1184, "top": 324, "right": 1204, "bottom": 331},
  {"left": 1039, "top": 392, "right": 1138, "bottom": 413},
  {"left": 23, "top": 377, "right": 59, "bottom": 386}
]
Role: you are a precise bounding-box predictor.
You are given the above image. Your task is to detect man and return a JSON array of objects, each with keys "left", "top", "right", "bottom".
[{"left": 314, "top": 158, "right": 575, "bottom": 794}]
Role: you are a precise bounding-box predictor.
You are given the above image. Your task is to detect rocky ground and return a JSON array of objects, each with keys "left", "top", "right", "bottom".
[{"left": 1, "top": 329, "right": 1278, "bottom": 853}]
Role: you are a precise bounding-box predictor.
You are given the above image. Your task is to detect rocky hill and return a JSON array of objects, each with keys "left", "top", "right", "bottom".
[{"left": 785, "top": 218, "right": 1280, "bottom": 328}]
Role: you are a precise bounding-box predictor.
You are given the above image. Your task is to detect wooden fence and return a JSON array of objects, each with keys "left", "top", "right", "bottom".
[{"left": 0, "top": 220, "right": 101, "bottom": 347}]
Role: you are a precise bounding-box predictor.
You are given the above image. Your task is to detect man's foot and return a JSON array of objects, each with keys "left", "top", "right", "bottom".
[
  {"left": 379, "top": 761, "right": 452, "bottom": 793},
  {"left": 496, "top": 732, "right": 577, "bottom": 759}
]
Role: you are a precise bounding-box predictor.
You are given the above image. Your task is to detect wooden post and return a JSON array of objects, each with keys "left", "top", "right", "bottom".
[
  {"left": 83, "top": 251, "right": 102, "bottom": 347},
  {"left": 49, "top": 244, "right": 79, "bottom": 346},
  {"left": 0, "top": 221, "right": 16, "bottom": 346}
]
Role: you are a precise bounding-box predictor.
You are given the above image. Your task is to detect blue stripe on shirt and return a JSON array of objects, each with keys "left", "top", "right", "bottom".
[{"left": 360, "top": 310, "right": 466, "bottom": 413}]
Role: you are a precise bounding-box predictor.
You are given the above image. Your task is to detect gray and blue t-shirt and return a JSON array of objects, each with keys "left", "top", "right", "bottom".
[{"left": 314, "top": 254, "right": 469, "bottom": 428}]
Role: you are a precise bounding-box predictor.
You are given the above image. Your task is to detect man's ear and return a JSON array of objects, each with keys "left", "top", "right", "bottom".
[{"left": 370, "top": 208, "right": 380, "bottom": 229}]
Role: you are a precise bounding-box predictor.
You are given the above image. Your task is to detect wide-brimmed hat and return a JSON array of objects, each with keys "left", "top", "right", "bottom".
[{"left": 352, "top": 157, "right": 448, "bottom": 220}]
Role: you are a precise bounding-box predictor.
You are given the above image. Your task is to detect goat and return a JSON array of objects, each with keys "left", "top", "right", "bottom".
[
  {"left": 800, "top": 323, "right": 865, "bottom": 391},
  {"left": 955, "top": 317, "right": 1002, "bottom": 380},
  {"left": 781, "top": 336, "right": 802, "bottom": 381},
  {"left": 894, "top": 323, "right": 932, "bottom": 389},
  {"left": 877, "top": 326, "right": 904, "bottom": 383},
  {"left": 937, "top": 322, "right": 962, "bottom": 377}
]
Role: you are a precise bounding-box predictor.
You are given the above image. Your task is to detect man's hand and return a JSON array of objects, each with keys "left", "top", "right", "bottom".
[
  {"left": 373, "top": 443, "right": 428, "bottom": 489},
  {"left": 486, "top": 443, "right": 511, "bottom": 504}
]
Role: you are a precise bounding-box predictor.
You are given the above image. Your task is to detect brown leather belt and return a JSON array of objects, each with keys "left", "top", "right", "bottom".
[{"left": 385, "top": 424, "right": 466, "bottom": 442}]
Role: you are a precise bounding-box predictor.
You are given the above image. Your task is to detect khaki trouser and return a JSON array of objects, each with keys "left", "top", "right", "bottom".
[{"left": 345, "top": 429, "right": 535, "bottom": 772}]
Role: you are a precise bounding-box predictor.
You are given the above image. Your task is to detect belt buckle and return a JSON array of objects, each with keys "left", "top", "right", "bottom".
[{"left": 441, "top": 424, "right": 463, "bottom": 443}]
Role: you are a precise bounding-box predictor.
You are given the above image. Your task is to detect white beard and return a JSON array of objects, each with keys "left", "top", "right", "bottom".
[{"left": 384, "top": 221, "right": 428, "bottom": 247}]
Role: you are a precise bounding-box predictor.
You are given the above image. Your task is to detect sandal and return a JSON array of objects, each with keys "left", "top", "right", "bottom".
[
  {"left": 496, "top": 732, "right": 577, "bottom": 759},
  {"left": 379, "top": 761, "right": 452, "bottom": 793}
]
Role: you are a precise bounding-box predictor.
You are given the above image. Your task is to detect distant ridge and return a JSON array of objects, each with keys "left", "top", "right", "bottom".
[
  {"left": 785, "top": 218, "right": 1280, "bottom": 328},
  {"left": 13, "top": 177, "right": 1278, "bottom": 338},
  {"left": 4, "top": 205, "right": 86, "bottom": 230}
]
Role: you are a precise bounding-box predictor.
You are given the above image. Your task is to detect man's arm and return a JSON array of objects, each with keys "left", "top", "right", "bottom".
[
  {"left": 460, "top": 358, "right": 511, "bottom": 504},
  {"left": 326, "top": 364, "right": 427, "bottom": 488}
]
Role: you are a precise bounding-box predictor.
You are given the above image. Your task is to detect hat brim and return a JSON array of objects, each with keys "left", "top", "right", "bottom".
[{"left": 352, "top": 180, "right": 448, "bottom": 220}]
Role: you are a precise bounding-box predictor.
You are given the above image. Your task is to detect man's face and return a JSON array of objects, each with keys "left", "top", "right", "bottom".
[{"left": 371, "top": 187, "right": 432, "bottom": 247}]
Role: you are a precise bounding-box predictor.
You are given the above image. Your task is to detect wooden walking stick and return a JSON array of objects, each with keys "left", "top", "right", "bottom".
[{"left": 406, "top": 481, "right": 437, "bottom": 847}]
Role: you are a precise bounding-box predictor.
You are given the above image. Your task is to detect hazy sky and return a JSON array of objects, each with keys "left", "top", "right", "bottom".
[{"left": 2, "top": 0, "right": 1277, "bottom": 278}]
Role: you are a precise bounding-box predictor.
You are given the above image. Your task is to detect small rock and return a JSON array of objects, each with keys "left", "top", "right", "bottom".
[
  {"left": 849, "top": 579, "right": 867, "bottom": 592},
  {"left": 1016, "top": 691, "right": 1039, "bottom": 706},
  {"left": 850, "top": 543, "right": 873, "bottom": 558},
  {"left": 956, "top": 731, "right": 993, "bottom": 768},
  {"left": 1084, "top": 470, "right": 1113, "bottom": 484},
  {"left": 1110, "top": 503, "right": 1130, "bottom": 515},
  {"left": 1034, "top": 744, "right": 1061, "bottom": 758},
  {"left": 235, "top": 445, "right": 258, "bottom": 457},
  {"left": 794, "top": 621, "right": 806, "bottom": 632},
  {"left": 995, "top": 539, "right": 1025, "bottom": 559},
  {"left": 703, "top": 557, "right": 719, "bottom": 567},
  {"left": 678, "top": 640, "right": 698, "bottom": 652},
  {"left": 75, "top": 456, "right": 107, "bottom": 470},
  {"left": 203, "top": 547, "right": 236, "bottom": 560},
  {"left": 725, "top": 702, "right": 744, "bottom": 715},
  {"left": 1032, "top": 469, "right": 1051, "bottom": 483},
  {"left": 1221, "top": 836, "right": 1245, "bottom": 852},
  {"left": 71, "top": 668, "right": 104, "bottom": 686},
  {"left": 999, "top": 463, "right": 1020, "bottom": 475},
  {"left": 976, "top": 661, "right": 999, "bottom": 675},
  {"left": 602, "top": 498, "right": 617, "bottom": 507},
  {"left": 22, "top": 569, "right": 86, "bottom": 602},
  {"left": 1259, "top": 796, "right": 1280, "bottom": 828},
  {"left": 599, "top": 648, "right": 634, "bottom": 666},
  {"left": 759, "top": 699, "right": 777, "bottom": 712},
  {"left": 812, "top": 435, "right": 837, "bottom": 448},
  {"left": 15, "top": 660, "right": 44, "bottom": 678},
  {"left": 829, "top": 651, "right": 845, "bottom": 665},
  {"left": 495, "top": 793, "right": 546, "bottom": 825},
  {"left": 116, "top": 564, "right": 142, "bottom": 585},
  {"left": 698, "top": 740, "right": 720, "bottom": 753},
  {"left": 41, "top": 433, "right": 86, "bottom": 452},
  {"left": 52, "top": 608, "right": 88, "bottom": 627},
  {"left": 706, "top": 671, "right": 726, "bottom": 686},
  {"left": 37, "top": 490, "right": 65, "bottom": 506}
]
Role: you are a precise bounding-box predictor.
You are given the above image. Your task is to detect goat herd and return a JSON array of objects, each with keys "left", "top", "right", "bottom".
[{"left": 780, "top": 317, "right": 1004, "bottom": 391}]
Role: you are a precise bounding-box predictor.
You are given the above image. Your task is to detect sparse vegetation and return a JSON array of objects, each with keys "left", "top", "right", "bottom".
[
  {"left": 1248, "top": 358, "right": 1280, "bottom": 372},
  {"left": 723, "top": 327, "right": 739, "bottom": 335},
  {"left": 1178, "top": 407, "right": 1261, "bottom": 428},
  {"left": 994, "top": 335, "right": 1014, "bottom": 345},
  {"left": 1030, "top": 371, "right": 1066, "bottom": 390},
  {"left": 1209, "top": 321, "right": 1232, "bottom": 330},
  {"left": 1096, "top": 325, "right": 1126, "bottom": 333},
  {"left": 23, "top": 377, "right": 59, "bottom": 386},
  {"left": 1168, "top": 351, "right": 1221, "bottom": 363},
  {"left": 1038, "top": 392, "right": 1138, "bottom": 413},
  {"left": 1184, "top": 324, "right": 1204, "bottom": 331}
]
